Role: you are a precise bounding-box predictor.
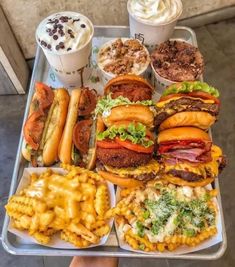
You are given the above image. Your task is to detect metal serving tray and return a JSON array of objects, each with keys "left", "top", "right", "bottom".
[{"left": 2, "top": 26, "right": 227, "bottom": 259}]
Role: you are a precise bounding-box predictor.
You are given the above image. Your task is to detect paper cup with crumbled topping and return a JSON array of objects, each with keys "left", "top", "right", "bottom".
[
  {"left": 97, "top": 38, "right": 150, "bottom": 82},
  {"left": 36, "top": 11, "right": 94, "bottom": 87},
  {"left": 151, "top": 40, "right": 204, "bottom": 94}
]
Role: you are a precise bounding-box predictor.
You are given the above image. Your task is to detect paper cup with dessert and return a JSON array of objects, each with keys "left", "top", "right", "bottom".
[
  {"left": 36, "top": 12, "right": 94, "bottom": 87},
  {"left": 127, "top": 0, "right": 183, "bottom": 49},
  {"left": 151, "top": 40, "right": 204, "bottom": 93},
  {"left": 97, "top": 38, "right": 150, "bottom": 82}
]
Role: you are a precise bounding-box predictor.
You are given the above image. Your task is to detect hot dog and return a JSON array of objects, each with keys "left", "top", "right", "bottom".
[
  {"left": 58, "top": 87, "right": 103, "bottom": 169},
  {"left": 22, "top": 82, "right": 69, "bottom": 166}
]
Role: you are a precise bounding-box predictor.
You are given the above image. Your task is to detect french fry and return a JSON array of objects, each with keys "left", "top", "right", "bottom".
[{"left": 6, "top": 166, "right": 112, "bottom": 248}]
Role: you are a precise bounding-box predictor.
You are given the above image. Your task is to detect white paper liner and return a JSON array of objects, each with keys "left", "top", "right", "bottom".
[
  {"left": 8, "top": 167, "right": 116, "bottom": 249},
  {"left": 115, "top": 185, "right": 222, "bottom": 255}
]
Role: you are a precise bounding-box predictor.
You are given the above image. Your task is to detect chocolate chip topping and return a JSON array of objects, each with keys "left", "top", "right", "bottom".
[
  {"left": 60, "top": 16, "right": 69, "bottom": 23},
  {"left": 58, "top": 29, "right": 64, "bottom": 36},
  {"left": 72, "top": 18, "right": 80, "bottom": 23},
  {"left": 43, "top": 14, "right": 88, "bottom": 52},
  {"left": 53, "top": 35, "right": 58, "bottom": 40},
  {"left": 59, "top": 42, "right": 65, "bottom": 49},
  {"left": 151, "top": 40, "right": 204, "bottom": 81},
  {"left": 41, "top": 40, "right": 47, "bottom": 47}
]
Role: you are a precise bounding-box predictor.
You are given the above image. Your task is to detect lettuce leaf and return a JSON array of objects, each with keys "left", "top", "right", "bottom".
[
  {"left": 95, "top": 94, "right": 154, "bottom": 117},
  {"left": 163, "top": 81, "right": 219, "bottom": 97},
  {"left": 96, "top": 122, "right": 154, "bottom": 148}
]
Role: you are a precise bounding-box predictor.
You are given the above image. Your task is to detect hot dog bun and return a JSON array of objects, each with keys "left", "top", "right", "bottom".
[
  {"left": 58, "top": 89, "right": 82, "bottom": 164},
  {"left": 22, "top": 87, "right": 69, "bottom": 166},
  {"left": 42, "top": 89, "right": 69, "bottom": 166},
  {"left": 59, "top": 88, "right": 99, "bottom": 169}
]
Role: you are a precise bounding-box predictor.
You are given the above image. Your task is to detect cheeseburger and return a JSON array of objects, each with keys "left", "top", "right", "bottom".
[
  {"left": 97, "top": 121, "right": 160, "bottom": 187},
  {"left": 155, "top": 81, "right": 220, "bottom": 130},
  {"left": 157, "top": 127, "right": 226, "bottom": 186},
  {"left": 95, "top": 74, "right": 156, "bottom": 128}
]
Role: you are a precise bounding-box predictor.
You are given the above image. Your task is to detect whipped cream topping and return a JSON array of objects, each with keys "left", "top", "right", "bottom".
[
  {"left": 128, "top": 0, "right": 182, "bottom": 25},
  {"left": 36, "top": 12, "right": 93, "bottom": 54}
]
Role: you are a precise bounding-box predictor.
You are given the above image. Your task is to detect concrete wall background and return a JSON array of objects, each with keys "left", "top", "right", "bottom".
[{"left": 0, "top": 0, "right": 234, "bottom": 59}]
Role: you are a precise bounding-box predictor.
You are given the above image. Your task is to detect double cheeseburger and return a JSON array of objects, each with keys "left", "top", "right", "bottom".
[
  {"left": 155, "top": 81, "right": 220, "bottom": 130},
  {"left": 22, "top": 82, "right": 69, "bottom": 166},
  {"left": 95, "top": 75, "right": 155, "bottom": 128},
  {"left": 97, "top": 121, "right": 160, "bottom": 188},
  {"left": 157, "top": 127, "right": 226, "bottom": 187},
  {"left": 59, "top": 87, "right": 102, "bottom": 169}
]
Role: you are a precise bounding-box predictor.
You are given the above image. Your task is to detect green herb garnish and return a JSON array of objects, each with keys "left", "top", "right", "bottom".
[
  {"left": 139, "top": 244, "right": 145, "bottom": 250},
  {"left": 183, "top": 228, "right": 196, "bottom": 237},
  {"left": 143, "top": 210, "right": 150, "bottom": 219},
  {"left": 136, "top": 221, "right": 145, "bottom": 237}
]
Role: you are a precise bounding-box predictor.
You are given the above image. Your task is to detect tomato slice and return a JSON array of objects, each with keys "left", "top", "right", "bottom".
[
  {"left": 78, "top": 88, "right": 97, "bottom": 116},
  {"left": 35, "top": 82, "right": 54, "bottom": 110},
  {"left": 73, "top": 119, "right": 92, "bottom": 154},
  {"left": 97, "top": 140, "right": 122, "bottom": 149},
  {"left": 115, "top": 137, "right": 154, "bottom": 154},
  {"left": 159, "top": 92, "right": 220, "bottom": 105},
  {"left": 23, "top": 111, "right": 45, "bottom": 150}
]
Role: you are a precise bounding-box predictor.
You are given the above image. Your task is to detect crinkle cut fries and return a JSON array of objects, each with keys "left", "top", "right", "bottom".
[
  {"left": 105, "top": 180, "right": 218, "bottom": 252},
  {"left": 6, "top": 164, "right": 111, "bottom": 247}
]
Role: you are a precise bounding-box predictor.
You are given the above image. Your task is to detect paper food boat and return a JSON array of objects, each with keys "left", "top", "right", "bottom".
[{"left": 8, "top": 167, "right": 116, "bottom": 249}]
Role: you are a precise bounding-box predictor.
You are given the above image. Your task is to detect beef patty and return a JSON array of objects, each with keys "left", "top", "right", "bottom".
[
  {"left": 97, "top": 147, "right": 152, "bottom": 168},
  {"left": 167, "top": 169, "right": 204, "bottom": 182},
  {"left": 155, "top": 97, "right": 219, "bottom": 127}
]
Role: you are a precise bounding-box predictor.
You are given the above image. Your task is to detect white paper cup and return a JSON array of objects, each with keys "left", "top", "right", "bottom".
[
  {"left": 127, "top": 1, "right": 182, "bottom": 51},
  {"left": 97, "top": 38, "right": 150, "bottom": 83},
  {"left": 151, "top": 62, "right": 175, "bottom": 94},
  {"left": 151, "top": 64, "right": 203, "bottom": 95},
  {"left": 36, "top": 12, "right": 94, "bottom": 88}
]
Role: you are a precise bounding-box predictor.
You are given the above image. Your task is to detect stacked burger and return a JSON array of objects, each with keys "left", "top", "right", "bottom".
[
  {"left": 95, "top": 75, "right": 160, "bottom": 187},
  {"left": 155, "top": 81, "right": 226, "bottom": 186}
]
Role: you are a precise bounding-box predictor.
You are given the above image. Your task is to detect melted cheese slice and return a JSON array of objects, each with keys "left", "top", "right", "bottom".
[
  {"left": 164, "top": 145, "right": 222, "bottom": 179},
  {"left": 156, "top": 96, "right": 215, "bottom": 108},
  {"left": 105, "top": 159, "right": 160, "bottom": 177}
]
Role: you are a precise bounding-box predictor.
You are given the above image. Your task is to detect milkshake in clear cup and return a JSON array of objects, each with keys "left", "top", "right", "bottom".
[
  {"left": 36, "top": 12, "right": 94, "bottom": 87},
  {"left": 127, "top": 0, "right": 183, "bottom": 50}
]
